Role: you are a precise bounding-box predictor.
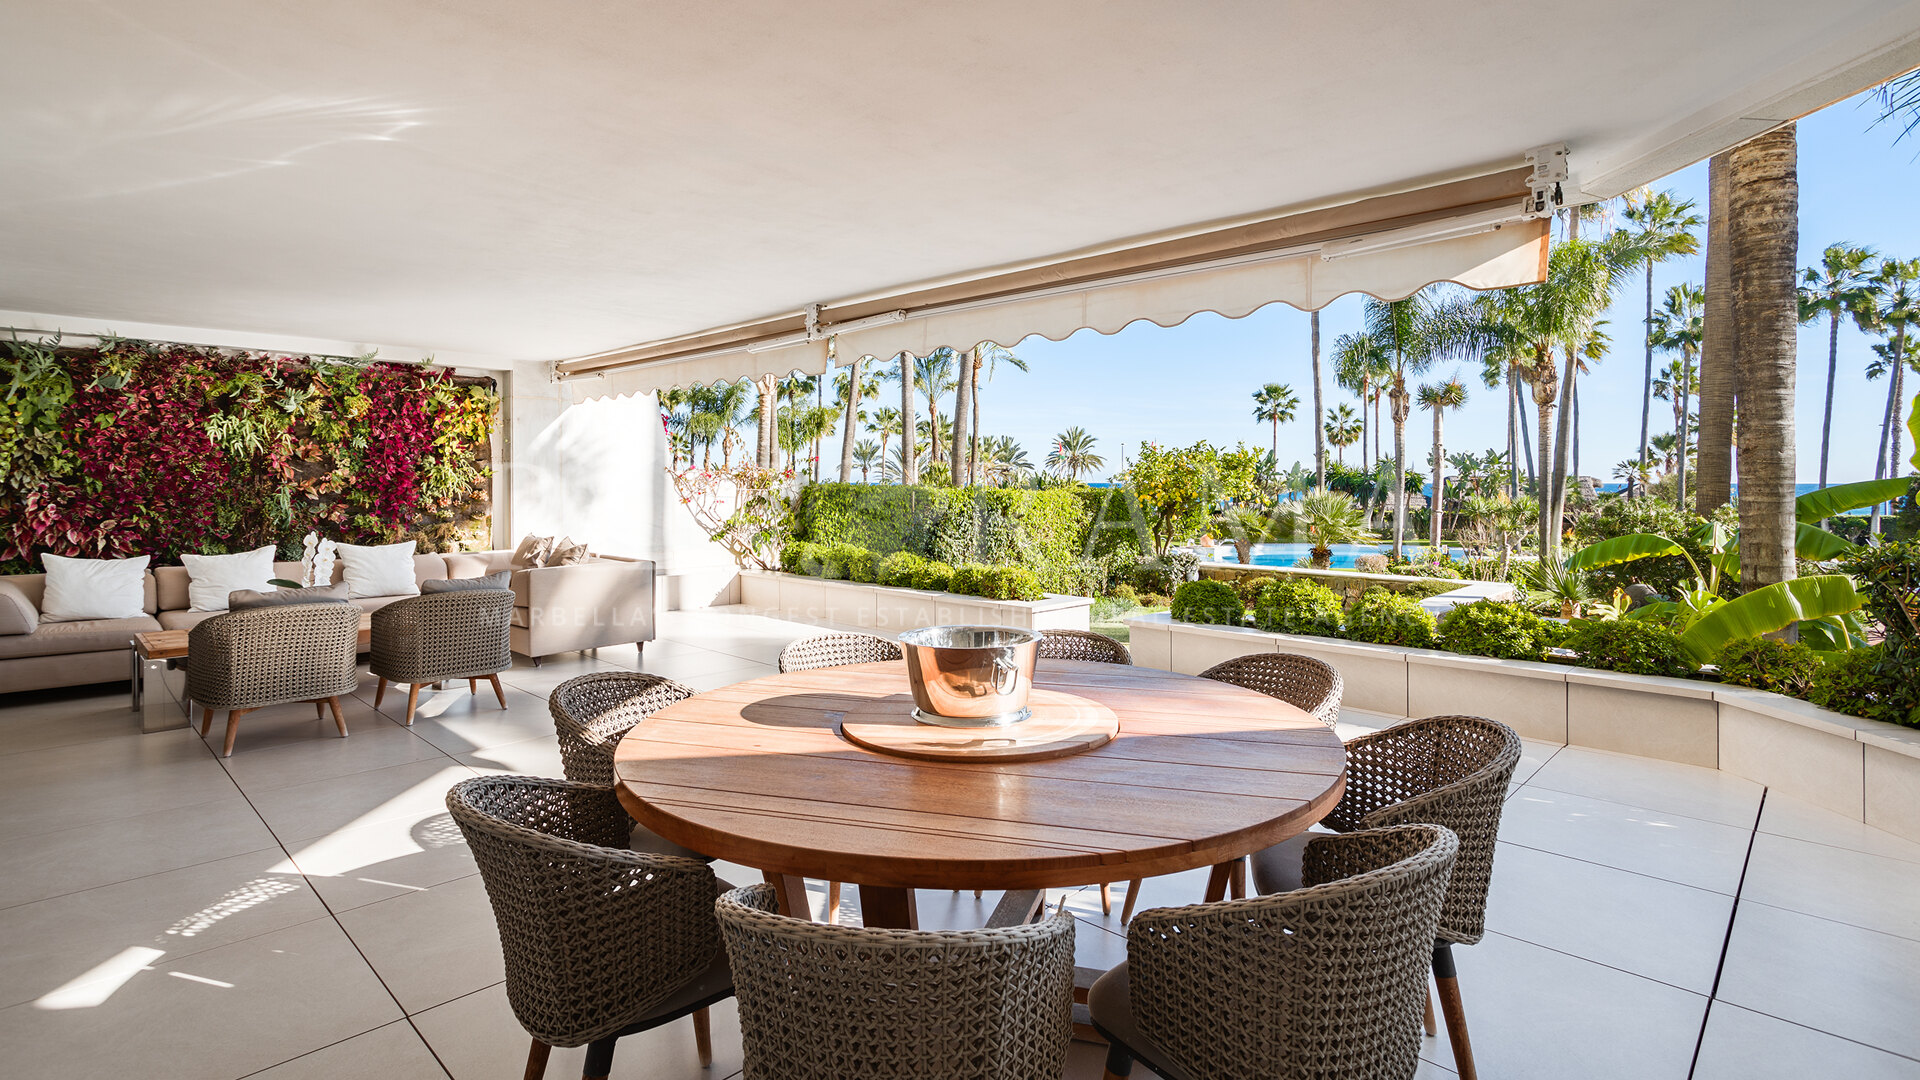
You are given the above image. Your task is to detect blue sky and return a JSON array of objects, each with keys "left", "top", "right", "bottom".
[{"left": 977, "top": 88, "right": 1917, "bottom": 485}]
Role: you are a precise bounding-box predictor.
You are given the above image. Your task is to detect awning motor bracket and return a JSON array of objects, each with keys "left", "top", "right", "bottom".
[{"left": 1523, "top": 143, "right": 1569, "bottom": 218}]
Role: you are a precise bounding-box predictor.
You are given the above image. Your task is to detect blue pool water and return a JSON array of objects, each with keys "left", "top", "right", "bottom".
[{"left": 1214, "top": 543, "right": 1468, "bottom": 569}]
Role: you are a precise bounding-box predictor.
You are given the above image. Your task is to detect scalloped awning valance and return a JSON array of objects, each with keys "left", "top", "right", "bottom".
[{"left": 565, "top": 165, "right": 1550, "bottom": 397}]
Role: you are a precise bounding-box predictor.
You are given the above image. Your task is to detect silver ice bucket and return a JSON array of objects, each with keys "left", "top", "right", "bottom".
[{"left": 897, "top": 625, "right": 1040, "bottom": 727}]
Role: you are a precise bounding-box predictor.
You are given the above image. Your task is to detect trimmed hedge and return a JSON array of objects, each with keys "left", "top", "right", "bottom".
[
  {"left": 1714, "top": 637, "right": 1822, "bottom": 696},
  {"left": 1808, "top": 645, "right": 1919, "bottom": 726},
  {"left": 1251, "top": 578, "right": 1344, "bottom": 636},
  {"left": 1438, "top": 600, "right": 1563, "bottom": 661},
  {"left": 792, "top": 483, "right": 1098, "bottom": 590},
  {"left": 1170, "top": 580, "right": 1244, "bottom": 626},
  {"left": 877, "top": 551, "right": 924, "bottom": 588},
  {"left": 1343, "top": 589, "right": 1437, "bottom": 648},
  {"left": 1563, "top": 619, "right": 1696, "bottom": 677}
]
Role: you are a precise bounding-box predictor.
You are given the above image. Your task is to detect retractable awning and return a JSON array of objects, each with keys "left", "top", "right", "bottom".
[{"left": 570, "top": 165, "right": 1553, "bottom": 395}]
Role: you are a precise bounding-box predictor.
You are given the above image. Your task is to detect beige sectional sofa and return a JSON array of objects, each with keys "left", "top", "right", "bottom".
[{"left": 0, "top": 550, "right": 655, "bottom": 694}]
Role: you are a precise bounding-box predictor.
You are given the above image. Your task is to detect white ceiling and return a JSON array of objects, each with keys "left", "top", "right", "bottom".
[{"left": 3, "top": 1, "right": 1918, "bottom": 365}]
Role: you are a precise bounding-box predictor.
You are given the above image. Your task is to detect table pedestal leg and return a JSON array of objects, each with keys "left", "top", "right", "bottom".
[
  {"left": 857, "top": 885, "right": 919, "bottom": 929},
  {"left": 761, "top": 872, "right": 812, "bottom": 919}
]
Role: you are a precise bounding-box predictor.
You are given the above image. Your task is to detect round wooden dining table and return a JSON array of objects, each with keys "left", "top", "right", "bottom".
[{"left": 612, "top": 658, "right": 1346, "bottom": 928}]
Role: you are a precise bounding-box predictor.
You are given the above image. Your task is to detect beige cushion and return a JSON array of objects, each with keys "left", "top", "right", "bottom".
[
  {"left": 0, "top": 615, "right": 162, "bottom": 660},
  {"left": 0, "top": 581, "right": 37, "bottom": 636},
  {"left": 550, "top": 537, "right": 590, "bottom": 566},
  {"left": 157, "top": 609, "right": 221, "bottom": 631},
  {"left": 423, "top": 571, "right": 512, "bottom": 593},
  {"left": 229, "top": 583, "right": 351, "bottom": 611},
  {"left": 1087, "top": 963, "right": 1197, "bottom": 1080},
  {"left": 509, "top": 534, "right": 549, "bottom": 567}
]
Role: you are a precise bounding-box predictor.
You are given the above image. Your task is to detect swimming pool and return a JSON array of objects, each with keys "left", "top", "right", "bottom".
[{"left": 1209, "top": 543, "right": 1469, "bottom": 569}]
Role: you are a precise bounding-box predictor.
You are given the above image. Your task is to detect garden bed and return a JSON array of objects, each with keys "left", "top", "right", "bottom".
[
  {"left": 1127, "top": 612, "right": 1920, "bottom": 842},
  {"left": 737, "top": 571, "right": 1093, "bottom": 633}
]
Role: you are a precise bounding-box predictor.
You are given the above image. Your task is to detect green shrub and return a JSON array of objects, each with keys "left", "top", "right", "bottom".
[
  {"left": 1250, "top": 578, "right": 1345, "bottom": 636},
  {"left": 1133, "top": 551, "right": 1201, "bottom": 596},
  {"left": 1563, "top": 619, "right": 1697, "bottom": 677},
  {"left": 1107, "top": 583, "right": 1139, "bottom": 605},
  {"left": 1809, "top": 645, "right": 1920, "bottom": 726},
  {"left": 1396, "top": 579, "right": 1459, "bottom": 601},
  {"left": 1225, "top": 572, "right": 1279, "bottom": 609},
  {"left": 1438, "top": 600, "right": 1563, "bottom": 661},
  {"left": 819, "top": 542, "right": 868, "bottom": 580},
  {"left": 1090, "top": 595, "right": 1134, "bottom": 623},
  {"left": 1715, "top": 637, "right": 1823, "bottom": 696},
  {"left": 948, "top": 563, "right": 988, "bottom": 597},
  {"left": 1138, "top": 592, "right": 1169, "bottom": 609},
  {"left": 792, "top": 482, "right": 1092, "bottom": 572},
  {"left": 877, "top": 551, "right": 925, "bottom": 588},
  {"left": 781, "top": 541, "right": 826, "bottom": 576},
  {"left": 912, "top": 559, "right": 955, "bottom": 592},
  {"left": 1170, "top": 580, "right": 1245, "bottom": 626},
  {"left": 1571, "top": 498, "right": 1738, "bottom": 597},
  {"left": 982, "top": 565, "right": 1044, "bottom": 602},
  {"left": 1344, "top": 589, "right": 1438, "bottom": 648},
  {"left": 1388, "top": 558, "right": 1463, "bottom": 580},
  {"left": 844, "top": 548, "right": 881, "bottom": 584}
]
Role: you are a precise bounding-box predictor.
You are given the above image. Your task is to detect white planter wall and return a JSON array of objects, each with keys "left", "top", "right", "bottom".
[
  {"left": 1128, "top": 612, "right": 1920, "bottom": 843},
  {"left": 738, "top": 571, "right": 1092, "bottom": 634}
]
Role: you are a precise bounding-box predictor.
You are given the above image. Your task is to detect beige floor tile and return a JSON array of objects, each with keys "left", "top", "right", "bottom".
[
  {"left": 0, "top": 847, "right": 331, "bottom": 1009},
  {"left": 1741, "top": 832, "right": 1920, "bottom": 941},
  {"left": 634, "top": 644, "right": 787, "bottom": 682},
  {"left": 1483, "top": 842, "right": 1734, "bottom": 993},
  {"left": 194, "top": 695, "right": 405, "bottom": 758},
  {"left": 401, "top": 686, "right": 560, "bottom": 756},
  {"left": 0, "top": 729, "right": 236, "bottom": 840},
  {"left": 336, "top": 874, "right": 504, "bottom": 1013},
  {"left": 495, "top": 655, "right": 631, "bottom": 697},
  {"left": 1415, "top": 931, "right": 1706, "bottom": 1079},
  {"left": 1499, "top": 786, "right": 1753, "bottom": 894},
  {"left": 1691, "top": 1001, "right": 1920, "bottom": 1080},
  {"left": 246, "top": 759, "right": 476, "bottom": 844},
  {"left": 456, "top": 732, "right": 567, "bottom": 777},
  {"left": 677, "top": 661, "right": 778, "bottom": 693},
  {"left": 1759, "top": 793, "right": 1920, "bottom": 865},
  {"left": 282, "top": 808, "right": 478, "bottom": 912},
  {"left": 217, "top": 711, "right": 453, "bottom": 795},
  {"left": 1525, "top": 745, "right": 1763, "bottom": 828},
  {"left": 412, "top": 981, "right": 745, "bottom": 1080},
  {"left": 0, "top": 795, "right": 278, "bottom": 909},
  {"left": 0, "top": 916, "right": 400, "bottom": 1080},
  {"left": 1718, "top": 901, "right": 1920, "bottom": 1060},
  {"left": 245, "top": 1019, "right": 450, "bottom": 1079},
  {"left": 0, "top": 686, "right": 154, "bottom": 756}
]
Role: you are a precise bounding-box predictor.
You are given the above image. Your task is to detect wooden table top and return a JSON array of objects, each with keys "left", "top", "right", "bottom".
[
  {"left": 613, "top": 659, "right": 1347, "bottom": 891},
  {"left": 134, "top": 614, "right": 374, "bottom": 660}
]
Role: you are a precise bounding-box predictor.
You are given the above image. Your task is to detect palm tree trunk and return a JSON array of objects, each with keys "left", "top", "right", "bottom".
[
  {"left": 1507, "top": 371, "right": 1520, "bottom": 498},
  {"left": 1311, "top": 311, "right": 1326, "bottom": 489},
  {"left": 1729, "top": 124, "right": 1799, "bottom": 593},
  {"left": 1872, "top": 343, "right": 1907, "bottom": 534},
  {"left": 1638, "top": 258, "right": 1655, "bottom": 486},
  {"left": 924, "top": 388, "right": 941, "bottom": 468},
  {"left": 1572, "top": 379, "right": 1582, "bottom": 481},
  {"left": 899, "top": 354, "right": 917, "bottom": 485},
  {"left": 1533, "top": 368, "right": 1558, "bottom": 558},
  {"left": 1391, "top": 387, "right": 1409, "bottom": 560},
  {"left": 969, "top": 352, "right": 983, "bottom": 486},
  {"left": 950, "top": 352, "right": 971, "bottom": 486},
  {"left": 838, "top": 357, "right": 862, "bottom": 483},
  {"left": 1519, "top": 381, "right": 1538, "bottom": 491},
  {"left": 1696, "top": 151, "right": 1737, "bottom": 514},
  {"left": 1869, "top": 366, "right": 1897, "bottom": 535},
  {"left": 756, "top": 376, "right": 777, "bottom": 468},
  {"left": 1819, "top": 312, "right": 1840, "bottom": 495},
  {"left": 1550, "top": 351, "right": 1577, "bottom": 553},
  {"left": 1358, "top": 379, "right": 1369, "bottom": 469},
  {"left": 1678, "top": 351, "right": 1693, "bottom": 510},
  {"left": 1431, "top": 408, "right": 1445, "bottom": 548}
]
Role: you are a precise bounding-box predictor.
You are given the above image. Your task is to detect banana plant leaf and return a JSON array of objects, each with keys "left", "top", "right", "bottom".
[
  {"left": 1678, "top": 575, "right": 1865, "bottom": 663},
  {"left": 1794, "top": 478, "right": 1915, "bottom": 522},
  {"left": 1716, "top": 520, "right": 1859, "bottom": 572},
  {"left": 1564, "top": 533, "right": 1695, "bottom": 574}
]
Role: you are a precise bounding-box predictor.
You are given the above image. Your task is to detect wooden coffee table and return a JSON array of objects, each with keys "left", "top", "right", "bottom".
[
  {"left": 613, "top": 658, "right": 1346, "bottom": 929},
  {"left": 130, "top": 616, "right": 374, "bottom": 733}
]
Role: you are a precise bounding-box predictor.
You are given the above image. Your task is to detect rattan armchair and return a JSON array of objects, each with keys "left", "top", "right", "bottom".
[
  {"left": 548, "top": 672, "right": 709, "bottom": 862},
  {"left": 1093, "top": 824, "right": 1459, "bottom": 1080},
  {"left": 717, "top": 883, "right": 1076, "bottom": 1080},
  {"left": 370, "top": 589, "right": 514, "bottom": 725},
  {"left": 1248, "top": 715, "right": 1522, "bottom": 1080},
  {"left": 1037, "top": 629, "right": 1133, "bottom": 665},
  {"left": 187, "top": 602, "right": 360, "bottom": 757},
  {"left": 448, "top": 775, "right": 733, "bottom": 1080},
  {"left": 1117, "top": 650, "right": 1346, "bottom": 922},
  {"left": 776, "top": 632, "right": 902, "bottom": 673}
]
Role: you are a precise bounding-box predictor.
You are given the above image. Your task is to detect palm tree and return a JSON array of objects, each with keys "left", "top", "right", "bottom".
[
  {"left": 1650, "top": 431, "right": 1681, "bottom": 474},
  {"left": 912, "top": 350, "right": 957, "bottom": 472},
  {"left": 1696, "top": 152, "right": 1735, "bottom": 515},
  {"left": 1416, "top": 375, "right": 1469, "bottom": 547},
  {"left": 1727, "top": 124, "right": 1799, "bottom": 590},
  {"left": 1323, "top": 403, "right": 1361, "bottom": 466},
  {"left": 1250, "top": 382, "right": 1299, "bottom": 455},
  {"left": 1047, "top": 426, "right": 1104, "bottom": 481},
  {"left": 1332, "top": 331, "right": 1391, "bottom": 492},
  {"left": 835, "top": 362, "right": 882, "bottom": 482},
  {"left": 977, "top": 435, "right": 1034, "bottom": 486},
  {"left": 851, "top": 439, "right": 881, "bottom": 482},
  {"left": 1649, "top": 283, "right": 1705, "bottom": 510},
  {"left": 966, "top": 344, "right": 1027, "bottom": 485},
  {"left": 1361, "top": 292, "right": 1447, "bottom": 558},
  {"left": 1863, "top": 256, "right": 1920, "bottom": 535},
  {"left": 1310, "top": 310, "right": 1326, "bottom": 489},
  {"left": 867, "top": 404, "right": 901, "bottom": 472},
  {"left": 1278, "top": 489, "right": 1374, "bottom": 568},
  {"left": 1622, "top": 192, "right": 1703, "bottom": 480},
  {"left": 883, "top": 353, "right": 916, "bottom": 484},
  {"left": 1798, "top": 244, "right": 1880, "bottom": 501}
]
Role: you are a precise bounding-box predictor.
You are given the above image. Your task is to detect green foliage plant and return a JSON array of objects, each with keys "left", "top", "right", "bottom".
[
  {"left": 1250, "top": 578, "right": 1345, "bottom": 636},
  {"left": 1809, "top": 645, "right": 1920, "bottom": 726},
  {"left": 878, "top": 551, "right": 926, "bottom": 588},
  {"left": 819, "top": 542, "right": 868, "bottom": 580},
  {"left": 1170, "top": 580, "right": 1245, "bottom": 626},
  {"left": 1343, "top": 589, "right": 1438, "bottom": 648},
  {"left": 781, "top": 540, "right": 825, "bottom": 576},
  {"left": 845, "top": 548, "right": 881, "bottom": 584},
  {"left": 1714, "top": 638, "right": 1823, "bottom": 696},
  {"left": 949, "top": 563, "right": 989, "bottom": 597},
  {"left": 1438, "top": 600, "right": 1564, "bottom": 662},
  {"left": 789, "top": 482, "right": 1093, "bottom": 593},
  {"left": 1271, "top": 489, "right": 1374, "bottom": 567},
  {"left": 912, "top": 559, "right": 955, "bottom": 592},
  {"left": 1563, "top": 619, "right": 1697, "bottom": 677},
  {"left": 1119, "top": 441, "right": 1263, "bottom": 557}
]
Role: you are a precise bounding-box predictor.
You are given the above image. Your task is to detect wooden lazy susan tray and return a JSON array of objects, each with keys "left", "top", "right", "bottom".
[{"left": 839, "top": 689, "right": 1120, "bottom": 763}]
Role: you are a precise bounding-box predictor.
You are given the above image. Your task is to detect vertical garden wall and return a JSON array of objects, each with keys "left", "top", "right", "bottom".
[{"left": 0, "top": 339, "right": 497, "bottom": 574}]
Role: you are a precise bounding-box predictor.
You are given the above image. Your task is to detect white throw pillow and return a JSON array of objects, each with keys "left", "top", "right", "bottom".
[
  {"left": 334, "top": 541, "right": 420, "bottom": 599},
  {"left": 40, "top": 553, "right": 150, "bottom": 622},
  {"left": 181, "top": 545, "right": 279, "bottom": 612}
]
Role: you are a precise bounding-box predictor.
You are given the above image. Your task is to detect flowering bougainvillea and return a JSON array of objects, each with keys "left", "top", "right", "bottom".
[{"left": 0, "top": 339, "right": 497, "bottom": 574}]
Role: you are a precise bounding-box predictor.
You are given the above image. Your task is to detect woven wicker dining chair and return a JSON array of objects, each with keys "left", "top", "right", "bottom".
[
  {"left": 1248, "top": 715, "right": 1522, "bottom": 1080},
  {"left": 448, "top": 775, "right": 734, "bottom": 1080},
  {"left": 1116, "top": 650, "right": 1346, "bottom": 923},
  {"left": 188, "top": 602, "right": 360, "bottom": 757},
  {"left": 717, "top": 883, "right": 1077, "bottom": 1080},
  {"left": 1092, "top": 824, "right": 1459, "bottom": 1080},
  {"left": 776, "top": 631, "right": 903, "bottom": 673},
  {"left": 1036, "top": 629, "right": 1133, "bottom": 665},
  {"left": 548, "top": 671, "right": 711, "bottom": 863},
  {"left": 370, "top": 589, "right": 515, "bottom": 725}
]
